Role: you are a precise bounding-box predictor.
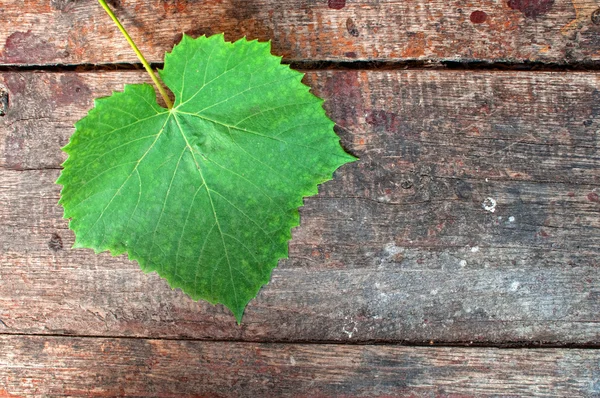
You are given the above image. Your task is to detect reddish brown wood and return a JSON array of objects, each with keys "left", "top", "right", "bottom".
[
  {"left": 1, "top": 0, "right": 600, "bottom": 65},
  {"left": 0, "top": 335, "right": 598, "bottom": 397},
  {"left": 3, "top": 70, "right": 600, "bottom": 181},
  {"left": 0, "top": 71, "right": 598, "bottom": 343}
]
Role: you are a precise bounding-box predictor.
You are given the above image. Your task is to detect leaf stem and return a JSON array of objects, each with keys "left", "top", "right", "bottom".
[{"left": 97, "top": 0, "right": 174, "bottom": 109}]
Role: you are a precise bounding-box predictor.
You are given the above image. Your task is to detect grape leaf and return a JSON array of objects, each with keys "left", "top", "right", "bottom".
[{"left": 57, "top": 34, "right": 356, "bottom": 323}]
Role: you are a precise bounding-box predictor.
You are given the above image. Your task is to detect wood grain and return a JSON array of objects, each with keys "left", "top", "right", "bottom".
[
  {"left": 2, "top": 0, "right": 600, "bottom": 66},
  {"left": 0, "top": 70, "right": 598, "bottom": 343},
  {"left": 3, "top": 1, "right": 599, "bottom": 394},
  {"left": 3, "top": 70, "right": 600, "bottom": 180},
  {"left": 0, "top": 335, "right": 598, "bottom": 397}
]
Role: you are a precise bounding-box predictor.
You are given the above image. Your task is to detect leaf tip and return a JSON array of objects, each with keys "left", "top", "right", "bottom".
[
  {"left": 214, "top": 32, "right": 226, "bottom": 43},
  {"left": 233, "top": 308, "right": 245, "bottom": 325}
]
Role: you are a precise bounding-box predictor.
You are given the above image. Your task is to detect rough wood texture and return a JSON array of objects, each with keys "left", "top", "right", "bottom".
[
  {"left": 2, "top": 0, "right": 600, "bottom": 395},
  {"left": 2, "top": 0, "right": 600, "bottom": 65},
  {"left": 0, "top": 335, "right": 598, "bottom": 397},
  {"left": 2, "top": 2, "right": 600, "bottom": 394},
  {"left": 1, "top": 71, "right": 598, "bottom": 343}
]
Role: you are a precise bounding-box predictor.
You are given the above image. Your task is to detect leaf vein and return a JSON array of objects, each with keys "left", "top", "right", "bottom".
[
  {"left": 150, "top": 146, "right": 187, "bottom": 273},
  {"left": 174, "top": 180, "right": 206, "bottom": 279},
  {"left": 76, "top": 114, "right": 171, "bottom": 243},
  {"left": 172, "top": 113, "right": 239, "bottom": 309},
  {"left": 209, "top": 188, "right": 276, "bottom": 244}
]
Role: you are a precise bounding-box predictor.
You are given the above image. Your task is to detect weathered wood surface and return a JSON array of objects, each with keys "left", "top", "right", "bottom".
[
  {"left": 1, "top": 335, "right": 598, "bottom": 397},
  {"left": 2, "top": 0, "right": 600, "bottom": 66},
  {"left": 2, "top": 2, "right": 600, "bottom": 394},
  {"left": 3, "top": 70, "right": 600, "bottom": 179},
  {"left": 1, "top": 70, "right": 599, "bottom": 343}
]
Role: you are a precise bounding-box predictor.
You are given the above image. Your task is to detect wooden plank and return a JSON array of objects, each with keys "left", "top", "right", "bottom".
[
  {"left": 1, "top": 0, "right": 600, "bottom": 66},
  {"left": 2, "top": 70, "right": 600, "bottom": 182},
  {"left": 2, "top": 169, "right": 600, "bottom": 343},
  {"left": 0, "top": 335, "right": 598, "bottom": 397},
  {"left": 0, "top": 70, "right": 599, "bottom": 343}
]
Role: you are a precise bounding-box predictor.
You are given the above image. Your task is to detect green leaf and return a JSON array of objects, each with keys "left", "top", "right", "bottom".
[{"left": 57, "top": 34, "right": 355, "bottom": 323}]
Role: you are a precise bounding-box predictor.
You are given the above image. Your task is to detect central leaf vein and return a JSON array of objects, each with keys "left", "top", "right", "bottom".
[
  {"left": 150, "top": 146, "right": 187, "bottom": 272},
  {"left": 172, "top": 112, "right": 239, "bottom": 309}
]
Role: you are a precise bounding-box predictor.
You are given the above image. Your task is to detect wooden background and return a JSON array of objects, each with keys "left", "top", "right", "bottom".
[{"left": 1, "top": 0, "right": 599, "bottom": 396}]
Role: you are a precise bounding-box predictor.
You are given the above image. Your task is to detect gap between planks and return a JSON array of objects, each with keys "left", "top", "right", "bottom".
[
  {"left": 0, "top": 331, "right": 599, "bottom": 350},
  {"left": 4, "top": 60, "right": 600, "bottom": 73}
]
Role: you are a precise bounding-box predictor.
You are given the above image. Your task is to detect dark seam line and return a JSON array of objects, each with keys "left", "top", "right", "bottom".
[
  {"left": 3, "top": 59, "right": 600, "bottom": 73},
  {"left": 0, "top": 331, "right": 599, "bottom": 349}
]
